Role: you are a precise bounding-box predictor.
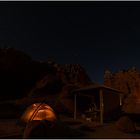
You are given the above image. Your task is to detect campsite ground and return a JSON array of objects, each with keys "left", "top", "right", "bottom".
[
  {"left": 85, "top": 122, "right": 140, "bottom": 138},
  {"left": 61, "top": 116, "right": 140, "bottom": 139},
  {"left": 0, "top": 118, "right": 140, "bottom": 138},
  {"left": 0, "top": 119, "right": 23, "bottom": 138}
]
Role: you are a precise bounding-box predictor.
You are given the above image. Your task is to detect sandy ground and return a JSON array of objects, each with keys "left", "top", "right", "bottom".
[
  {"left": 84, "top": 122, "right": 140, "bottom": 138},
  {"left": 61, "top": 116, "right": 140, "bottom": 139},
  {"left": 0, "top": 119, "right": 23, "bottom": 138},
  {"left": 0, "top": 118, "right": 140, "bottom": 138}
]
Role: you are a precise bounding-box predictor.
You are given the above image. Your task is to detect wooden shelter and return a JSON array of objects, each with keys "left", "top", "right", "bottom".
[{"left": 72, "top": 84, "right": 124, "bottom": 124}]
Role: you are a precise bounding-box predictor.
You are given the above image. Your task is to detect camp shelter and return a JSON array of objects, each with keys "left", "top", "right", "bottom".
[
  {"left": 21, "top": 103, "right": 57, "bottom": 124},
  {"left": 72, "top": 84, "right": 124, "bottom": 124}
]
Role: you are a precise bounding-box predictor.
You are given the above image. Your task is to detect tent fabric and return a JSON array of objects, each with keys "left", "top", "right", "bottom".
[{"left": 21, "top": 103, "right": 57, "bottom": 123}]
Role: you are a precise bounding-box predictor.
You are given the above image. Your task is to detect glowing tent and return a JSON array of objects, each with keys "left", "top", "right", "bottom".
[{"left": 21, "top": 103, "right": 57, "bottom": 123}]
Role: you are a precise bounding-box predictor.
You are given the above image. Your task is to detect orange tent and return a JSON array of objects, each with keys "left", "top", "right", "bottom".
[{"left": 21, "top": 103, "right": 56, "bottom": 123}]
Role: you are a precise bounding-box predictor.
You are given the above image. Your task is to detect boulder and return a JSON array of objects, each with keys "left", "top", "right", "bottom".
[
  {"left": 23, "top": 120, "right": 83, "bottom": 139},
  {"left": 115, "top": 116, "right": 136, "bottom": 133}
]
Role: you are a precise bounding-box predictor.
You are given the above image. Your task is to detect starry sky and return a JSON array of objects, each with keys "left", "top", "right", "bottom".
[{"left": 0, "top": 1, "right": 140, "bottom": 83}]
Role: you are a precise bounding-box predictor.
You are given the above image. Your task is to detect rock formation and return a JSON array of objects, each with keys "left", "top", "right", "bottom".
[
  {"left": 104, "top": 67, "right": 140, "bottom": 114},
  {"left": 16, "top": 60, "right": 92, "bottom": 114},
  {"left": 0, "top": 47, "right": 32, "bottom": 99},
  {"left": 0, "top": 47, "right": 92, "bottom": 116}
]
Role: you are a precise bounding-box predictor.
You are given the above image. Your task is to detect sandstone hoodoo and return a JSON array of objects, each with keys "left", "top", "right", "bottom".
[{"left": 104, "top": 68, "right": 140, "bottom": 114}]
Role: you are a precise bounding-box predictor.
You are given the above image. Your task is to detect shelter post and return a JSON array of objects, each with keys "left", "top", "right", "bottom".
[
  {"left": 119, "top": 94, "right": 123, "bottom": 106},
  {"left": 99, "top": 89, "right": 104, "bottom": 124},
  {"left": 74, "top": 93, "right": 77, "bottom": 120}
]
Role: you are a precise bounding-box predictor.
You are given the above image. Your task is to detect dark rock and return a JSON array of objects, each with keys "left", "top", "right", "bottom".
[
  {"left": 115, "top": 116, "right": 136, "bottom": 133},
  {"left": 23, "top": 120, "right": 84, "bottom": 139}
]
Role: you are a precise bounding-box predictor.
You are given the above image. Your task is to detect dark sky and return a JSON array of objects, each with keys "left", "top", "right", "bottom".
[{"left": 0, "top": 2, "right": 140, "bottom": 83}]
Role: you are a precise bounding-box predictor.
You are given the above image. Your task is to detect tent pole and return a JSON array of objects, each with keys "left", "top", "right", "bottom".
[
  {"left": 99, "top": 89, "right": 104, "bottom": 125},
  {"left": 74, "top": 93, "right": 77, "bottom": 120}
]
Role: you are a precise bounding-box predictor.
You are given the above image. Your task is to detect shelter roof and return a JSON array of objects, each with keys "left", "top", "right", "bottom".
[{"left": 73, "top": 83, "right": 124, "bottom": 96}]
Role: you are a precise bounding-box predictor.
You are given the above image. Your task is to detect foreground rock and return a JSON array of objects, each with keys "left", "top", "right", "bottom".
[
  {"left": 23, "top": 120, "right": 84, "bottom": 139},
  {"left": 115, "top": 116, "right": 136, "bottom": 133}
]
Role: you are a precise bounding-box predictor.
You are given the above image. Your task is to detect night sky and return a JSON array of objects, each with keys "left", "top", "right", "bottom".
[{"left": 0, "top": 2, "right": 140, "bottom": 83}]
